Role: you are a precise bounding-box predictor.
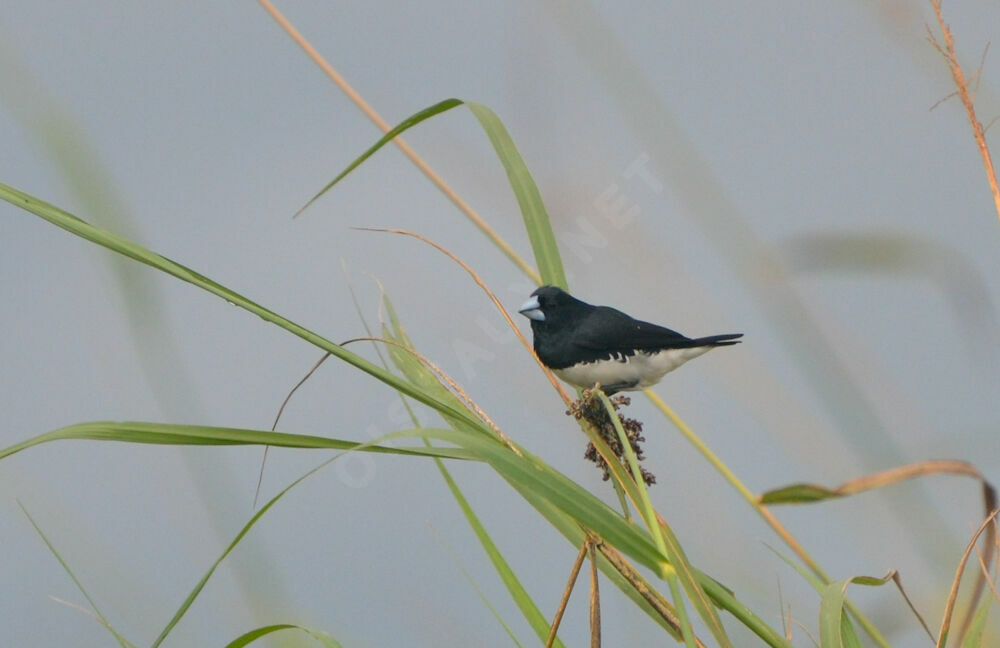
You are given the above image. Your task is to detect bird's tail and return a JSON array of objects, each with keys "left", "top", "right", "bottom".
[{"left": 688, "top": 333, "right": 743, "bottom": 347}]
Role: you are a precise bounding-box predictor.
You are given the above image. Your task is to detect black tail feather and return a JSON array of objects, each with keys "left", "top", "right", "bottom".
[{"left": 688, "top": 333, "right": 743, "bottom": 347}]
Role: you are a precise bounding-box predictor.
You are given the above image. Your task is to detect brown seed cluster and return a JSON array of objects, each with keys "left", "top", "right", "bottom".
[{"left": 567, "top": 389, "right": 656, "bottom": 486}]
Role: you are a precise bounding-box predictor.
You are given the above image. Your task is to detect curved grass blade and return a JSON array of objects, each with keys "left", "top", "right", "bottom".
[
  {"left": 760, "top": 484, "right": 842, "bottom": 505},
  {"left": 0, "top": 422, "right": 475, "bottom": 462},
  {"left": 19, "top": 502, "right": 136, "bottom": 648},
  {"left": 223, "top": 624, "right": 341, "bottom": 648},
  {"left": 380, "top": 304, "right": 565, "bottom": 647},
  {"left": 464, "top": 102, "right": 566, "bottom": 288},
  {"left": 0, "top": 182, "right": 492, "bottom": 437},
  {"left": 819, "top": 573, "right": 898, "bottom": 648},
  {"left": 294, "top": 98, "right": 463, "bottom": 217},
  {"left": 150, "top": 430, "right": 416, "bottom": 648},
  {"left": 292, "top": 99, "right": 567, "bottom": 289},
  {"left": 413, "top": 426, "right": 665, "bottom": 572},
  {"left": 431, "top": 479, "right": 530, "bottom": 648},
  {"left": 761, "top": 460, "right": 997, "bottom": 640}
]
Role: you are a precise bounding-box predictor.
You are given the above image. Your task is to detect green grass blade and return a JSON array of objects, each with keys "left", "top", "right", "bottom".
[
  {"left": 434, "top": 465, "right": 543, "bottom": 647},
  {"left": 759, "top": 483, "right": 843, "bottom": 505},
  {"left": 294, "top": 98, "right": 464, "bottom": 217},
  {"left": 432, "top": 529, "right": 526, "bottom": 648},
  {"left": 292, "top": 99, "right": 567, "bottom": 289},
  {"left": 0, "top": 182, "right": 493, "bottom": 437},
  {"left": 959, "top": 598, "right": 991, "bottom": 648},
  {"left": 465, "top": 102, "right": 566, "bottom": 289},
  {"left": 150, "top": 430, "right": 412, "bottom": 648},
  {"left": 819, "top": 573, "right": 896, "bottom": 648},
  {"left": 379, "top": 297, "right": 564, "bottom": 646},
  {"left": 223, "top": 624, "right": 342, "bottom": 648},
  {"left": 413, "top": 427, "right": 666, "bottom": 570},
  {"left": 509, "top": 484, "right": 684, "bottom": 640},
  {"left": 0, "top": 422, "right": 476, "bottom": 462},
  {"left": 18, "top": 502, "right": 136, "bottom": 648}
]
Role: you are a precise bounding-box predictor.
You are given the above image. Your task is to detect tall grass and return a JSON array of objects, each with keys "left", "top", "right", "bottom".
[{"left": 3, "top": 1, "right": 999, "bottom": 645}]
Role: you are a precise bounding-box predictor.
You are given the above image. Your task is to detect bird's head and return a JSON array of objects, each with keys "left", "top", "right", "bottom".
[{"left": 517, "top": 285, "right": 583, "bottom": 326}]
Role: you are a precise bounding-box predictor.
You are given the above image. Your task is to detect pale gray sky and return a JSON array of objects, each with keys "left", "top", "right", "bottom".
[{"left": 3, "top": 2, "right": 1000, "bottom": 646}]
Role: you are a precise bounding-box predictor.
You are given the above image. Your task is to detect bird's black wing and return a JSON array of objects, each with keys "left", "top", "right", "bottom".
[{"left": 571, "top": 306, "right": 695, "bottom": 352}]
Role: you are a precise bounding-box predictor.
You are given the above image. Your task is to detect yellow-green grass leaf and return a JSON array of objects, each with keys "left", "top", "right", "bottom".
[
  {"left": 435, "top": 462, "right": 545, "bottom": 648},
  {"left": 464, "top": 101, "right": 566, "bottom": 289},
  {"left": 379, "top": 298, "right": 564, "bottom": 646},
  {"left": 759, "top": 483, "right": 842, "bottom": 505},
  {"left": 151, "top": 430, "right": 413, "bottom": 648},
  {"left": 294, "top": 98, "right": 463, "bottom": 217},
  {"left": 352, "top": 284, "right": 534, "bottom": 646},
  {"left": 223, "top": 624, "right": 341, "bottom": 648},
  {"left": 959, "top": 599, "right": 991, "bottom": 648},
  {"left": 0, "top": 422, "right": 476, "bottom": 462},
  {"left": 820, "top": 573, "right": 896, "bottom": 648},
  {"left": 411, "top": 426, "right": 666, "bottom": 571},
  {"left": 19, "top": 503, "right": 137, "bottom": 648},
  {"left": 294, "top": 99, "right": 567, "bottom": 289},
  {"left": 515, "top": 488, "right": 683, "bottom": 641},
  {"left": 0, "top": 182, "right": 492, "bottom": 438}
]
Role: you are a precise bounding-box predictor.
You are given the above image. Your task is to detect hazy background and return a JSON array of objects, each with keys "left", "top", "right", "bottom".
[{"left": 2, "top": 1, "right": 999, "bottom": 646}]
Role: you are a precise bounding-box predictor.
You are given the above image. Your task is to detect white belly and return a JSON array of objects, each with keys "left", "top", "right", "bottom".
[{"left": 553, "top": 347, "right": 713, "bottom": 390}]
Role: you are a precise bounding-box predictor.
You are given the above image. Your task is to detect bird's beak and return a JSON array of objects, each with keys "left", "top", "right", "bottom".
[{"left": 518, "top": 296, "right": 545, "bottom": 321}]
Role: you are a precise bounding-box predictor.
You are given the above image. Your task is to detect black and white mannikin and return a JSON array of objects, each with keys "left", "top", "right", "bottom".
[{"left": 519, "top": 286, "right": 741, "bottom": 395}]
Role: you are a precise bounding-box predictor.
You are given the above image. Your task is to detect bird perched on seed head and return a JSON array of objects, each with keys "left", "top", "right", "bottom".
[{"left": 518, "top": 286, "right": 741, "bottom": 395}]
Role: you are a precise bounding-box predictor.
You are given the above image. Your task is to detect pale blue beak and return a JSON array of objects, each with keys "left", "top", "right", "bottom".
[{"left": 518, "top": 296, "right": 545, "bottom": 321}]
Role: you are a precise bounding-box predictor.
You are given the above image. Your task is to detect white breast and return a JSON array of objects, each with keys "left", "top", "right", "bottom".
[{"left": 553, "top": 346, "right": 714, "bottom": 390}]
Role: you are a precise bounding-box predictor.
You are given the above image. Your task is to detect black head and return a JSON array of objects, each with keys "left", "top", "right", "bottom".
[{"left": 517, "top": 285, "right": 589, "bottom": 329}]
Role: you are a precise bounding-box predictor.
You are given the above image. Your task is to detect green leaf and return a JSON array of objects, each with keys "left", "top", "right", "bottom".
[
  {"left": 379, "top": 298, "right": 565, "bottom": 645},
  {"left": 435, "top": 459, "right": 550, "bottom": 647},
  {"left": 0, "top": 422, "right": 476, "bottom": 462},
  {"left": 465, "top": 101, "right": 566, "bottom": 289},
  {"left": 960, "top": 598, "right": 991, "bottom": 648},
  {"left": 19, "top": 502, "right": 137, "bottom": 648},
  {"left": 150, "top": 429, "right": 414, "bottom": 647},
  {"left": 0, "top": 182, "right": 493, "bottom": 438},
  {"left": 819, "top": 573, "right": 895, "bottom": 648},
  {"left": 292, "top": 99, "right": 567, "bottom": 289},
  {"left": 759, "top": 483, "right": 842, "bottom": 504},
  {"left": 294, "top": 98, "right": 463, "bottom": 217},
  {"left": 223, "top": 624, "right": 341, "bottom": 648}
]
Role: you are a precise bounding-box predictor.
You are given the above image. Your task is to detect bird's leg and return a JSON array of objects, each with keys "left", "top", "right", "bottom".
[{"left": 594, "top": 380, "right": 638, "bottom": 396}]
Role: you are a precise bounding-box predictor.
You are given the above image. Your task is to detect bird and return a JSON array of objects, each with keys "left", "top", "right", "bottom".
[{"left": 518, "top": 285, "right": 741, "bottom": 395}]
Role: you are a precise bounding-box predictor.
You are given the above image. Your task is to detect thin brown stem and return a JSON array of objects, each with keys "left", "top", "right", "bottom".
[
  {"left": 254, "top": 352, "right": 334, "bottom": 508},
  {"left": 355, "top": 227, "right": 573, "bottom": 405},
  {"left": 936, "top": 509, "right": 1000, "bottom": 647},
  {"left": 928, "top": 0, "right": 1000, "bottom": 225},
  {"left": 256, "top": 0, "right": 541, "bottom": 281},
  {"left": 588, "top": 541, "right": 601, "bottom": 648},
  {"left": 545, "top": 542, "right": 589, "bottom": 648}
]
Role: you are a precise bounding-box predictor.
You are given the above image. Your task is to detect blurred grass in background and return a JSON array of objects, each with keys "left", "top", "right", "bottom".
[{"left": 2, "top": 1, "right": 999, "bottom": 646}]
